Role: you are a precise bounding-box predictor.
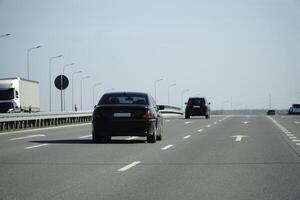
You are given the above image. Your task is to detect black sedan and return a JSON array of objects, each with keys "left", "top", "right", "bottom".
[{"left": 92, "top": 92, "right": 164, "bottom": 143}]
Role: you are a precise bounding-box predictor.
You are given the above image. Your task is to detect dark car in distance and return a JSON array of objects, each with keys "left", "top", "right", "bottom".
[
  {"left": 185, "top": 97, "right": 211, "bottom": 119},
  {"left": 92, "top": 92, "right": 164, "bottom": 143},
  {"left": 267, "top": 109, "right": 276, "bottom": 115}
]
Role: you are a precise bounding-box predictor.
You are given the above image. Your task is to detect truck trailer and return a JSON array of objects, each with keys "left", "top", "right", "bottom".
[{"left": 0, "top": 77, "right": 40, "bottom": 113}]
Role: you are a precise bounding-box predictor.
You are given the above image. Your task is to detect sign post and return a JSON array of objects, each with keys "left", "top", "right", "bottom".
[{"left": 54, "top": 75, "right": 69, "bottom": 112}]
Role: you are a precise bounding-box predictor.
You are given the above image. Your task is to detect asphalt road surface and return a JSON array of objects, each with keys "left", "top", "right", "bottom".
[{"left": 1, "top": 115, "right": 300, "bottom": 200}]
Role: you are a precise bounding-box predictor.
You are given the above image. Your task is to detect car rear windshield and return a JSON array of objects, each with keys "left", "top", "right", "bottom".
[
  {"left": 99, "top": 93, "right": 149, "bottom": 105},
  {"left": 292, "top": 104, "right": 300, "bottom": 108},
  {"left": 188, "top": 98, "right": 205, "bottom": 105}
]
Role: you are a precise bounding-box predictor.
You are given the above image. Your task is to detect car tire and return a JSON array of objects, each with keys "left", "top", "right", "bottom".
[
  {"left": 185, "top": 114, "right": 190, "bottom": 119},
  {"left": 205, "top": 114, "right": 210, "bottom": 119},
  {"left": 102, "top": 136, "right": 111, "bottom": 143},
  {"left": 92, "top": 131, "right": 101, "bottom": 143},
  {"left": 156, "top": 134, "right": 162, "bottom": 141},
  {"left": 147, "top": 128, "right": 157, "bottom": 143}
]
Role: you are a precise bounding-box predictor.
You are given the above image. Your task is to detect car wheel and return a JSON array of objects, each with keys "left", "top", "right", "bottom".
[
  {"left": 147, "top": 128, "right": 157, "bottom": 143},
  {"left": 92, "top": 131, "right": 101, "bottom": 143},
  {"left": 156, "top": 134, "right": 162, "bottom": 141},
  {"left": 205, "top": 114, "right": 210, "bottom": 119},
  {"left": 102, "top": 136, "right": 111, "bottom": 143},
  {"left": 185, "top": 114, "right": 190, "bottom": 119}
]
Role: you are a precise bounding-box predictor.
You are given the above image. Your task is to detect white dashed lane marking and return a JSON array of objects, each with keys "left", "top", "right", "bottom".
[
  {"left": 161, "top": 144, "right": 173, "bottom": 150},
  {"left": 79, "top": 135, "right": 92, "bottom": 139},
  {"left": 207, "top": 125, "right": 211, "bottom": 128},
  {"left": 292, "top": 139, "right": 300, "bottom": 142},
  {"left": 118, "top": 161, "right": 141, "bottom": 172},
  {"left": 184, "top": 121, "right": 192, "bottom": 125},
  {"left": 10, "top": 134, "right": 45, "bottom": 141},
  {"left": 197, "top": 129, "right": 203, "bottom": 132},
  {"left": 183, "top": 135, "right": 191, "bottom": 139},
  {"left": 25, "top": 144, "right": 49, "bottom": 150}
]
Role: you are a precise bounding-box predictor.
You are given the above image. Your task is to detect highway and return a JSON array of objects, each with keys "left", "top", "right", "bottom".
[{"left": 1, "top": 115, "right": 300, "bottom": 200}]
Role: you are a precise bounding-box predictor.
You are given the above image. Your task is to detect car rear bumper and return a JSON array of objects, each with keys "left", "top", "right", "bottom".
[
  {"left": 185, "top": 109, "right": 208, "bottom": 116},
  {"left": 92, "top": 118, "right": 156, "bottom": 137}
]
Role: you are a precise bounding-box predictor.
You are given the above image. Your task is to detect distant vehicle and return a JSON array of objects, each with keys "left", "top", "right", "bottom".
[
  {"left": 185, "top": 97, "right": 210, "bottom": 119},
  {"left": 288, "top": 104, "right": 300, "bottom": 115},
  {"left": 267, "top": 109, "right": 276, "bottom": 115},
  {"left": 0, "top": 77, "right": 40, "bottom": 113},
  {"left": 92, "top": 92, "right": 164, "bottom": 143}
]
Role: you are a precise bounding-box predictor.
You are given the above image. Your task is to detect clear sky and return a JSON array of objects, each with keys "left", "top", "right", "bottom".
[{"left": 1, "top": 0, "right": 300, "bottom": 111}]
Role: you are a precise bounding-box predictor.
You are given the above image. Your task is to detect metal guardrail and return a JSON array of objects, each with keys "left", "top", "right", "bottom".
[
  {"left": 0, "top": 112, "right": 92, "bottom": 132},
  {"left": 0, "top": 106, "right": 183, "bottom": 132}
]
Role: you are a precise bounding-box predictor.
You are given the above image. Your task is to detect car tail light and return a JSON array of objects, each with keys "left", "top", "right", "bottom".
[
  {"left": 93, "top": 112, "right": 102, "bottom": 118},
  {"left": 144, "top": 110, "right": 155, "bottom": 119}
]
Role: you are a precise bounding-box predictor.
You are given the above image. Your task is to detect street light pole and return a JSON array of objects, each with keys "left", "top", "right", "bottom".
[
  {"left": 154, "top": 78, "right": 163, "bottom": 103},
  {"left": 168, "top": 83, "right": 176, "bottom": 105},
  {"left": 72, "top": 71, "right": 82, "bottom": 111},
  {"left": 49, "top": 55, "right": 62, "bottom": 112},
  {"left": 62, "top": 63, "right": 75, "bottom": 111},
  {"left": 27, "top": 45, "right": 42, "bottom": 80},
  {"left": 80, "top": 76, "right": 90, "bottom": 111},
  {"left": 93, "top": 83, "right": 102, "bottom": 106},
  {"left": 181, "top": 89, "right": 189, "bottom": 109}
]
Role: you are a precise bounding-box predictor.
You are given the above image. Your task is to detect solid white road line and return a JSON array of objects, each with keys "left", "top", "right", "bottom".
[
  {"left": 25, "top": 144, "right": 49, "bottom": 149},
  {"left": 126, "top": 136, "right": 138, "bottom": 140},
  {"left": 183, "top": 135, "right": 191, "bottom": 139},
  {"left": 10, "top": 134, "right": 45, "bottom": 141},
  {"left": 197, "top": 129, "right": 203, "bottom": 132},
  {"left": 184, "top": 121, "right": 192, "bottom": 125},
  {"left": 268, "top": 117, "right": 291, "bottom": 134},
  {"left": 161, "top": 144, "right": 173, "bottom": 150},
  {"left": 118, "top": 161, "right": 141, "bottom": 172},
  {"left": 79, "top": 134, "right": 92, "bottom": 139},
  {"left": 0, "top": 123, "right": 91, "bottom": 135},
  {"left": 292, "top": 139, "right": 300, "bottom": 142}
]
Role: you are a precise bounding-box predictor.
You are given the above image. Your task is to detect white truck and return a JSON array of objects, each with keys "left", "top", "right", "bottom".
[{"left": 0, "top": 77, "right": 40, "bottom": 113}]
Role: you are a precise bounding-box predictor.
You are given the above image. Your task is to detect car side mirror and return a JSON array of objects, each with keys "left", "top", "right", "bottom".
[
  {"left": 94, "top": 105, "right": 97, "bottom": 109},
  {"left": 185, "top": 102, "right": 187, "bottom": 105},
  {"left": 208, "top": 102, "right": 211, "bottom": 105},
  {"left": 158, "top": 105, "right": 165, "bottom": 110}
]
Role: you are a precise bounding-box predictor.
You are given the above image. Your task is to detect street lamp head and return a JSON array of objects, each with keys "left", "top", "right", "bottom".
[{"left": 64, "top": 63, "right": 75, "bottom": 67}]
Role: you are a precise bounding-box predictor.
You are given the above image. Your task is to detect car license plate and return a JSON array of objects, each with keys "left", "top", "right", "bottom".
[
  {"left": 193, "top": 106, "right": 200, "bottom": 108},
  {"left": 113, "top": 113, "right": 131, "bottom": 117}
]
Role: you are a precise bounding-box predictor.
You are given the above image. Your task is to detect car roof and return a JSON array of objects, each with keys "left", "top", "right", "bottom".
[{"left": 103, "top": 91, "right": 149, "bottom": 96}]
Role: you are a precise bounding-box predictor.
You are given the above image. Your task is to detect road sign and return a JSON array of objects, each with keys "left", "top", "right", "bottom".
[{"left": 54, "top": 75, "right": 69, "bottom": 90}]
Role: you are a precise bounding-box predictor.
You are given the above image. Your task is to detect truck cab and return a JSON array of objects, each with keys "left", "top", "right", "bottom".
[{"left": 0, "top": 77, "right": 39, "bottom": 113}]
